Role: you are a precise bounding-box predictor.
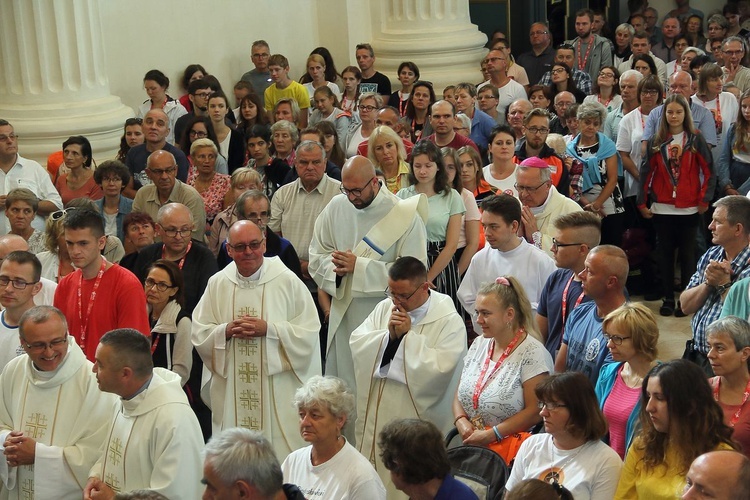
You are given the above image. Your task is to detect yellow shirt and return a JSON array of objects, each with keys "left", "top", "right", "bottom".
[
  {"left": 614, "top": 438, "right": 734, "bottom": 500},
  {"left": 263, "top": 80, "right": 310, "bottom": 112}
]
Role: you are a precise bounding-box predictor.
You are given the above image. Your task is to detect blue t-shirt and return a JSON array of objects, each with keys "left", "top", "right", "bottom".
[
  {"left": 435, "top": 475, "right": 479, "bottom": 500},
  {"left": 562, "top": 301, "right": 614, "bottom": 386},
  {"left": 537, "top": 268, "right": 592, "bottom": 359}
]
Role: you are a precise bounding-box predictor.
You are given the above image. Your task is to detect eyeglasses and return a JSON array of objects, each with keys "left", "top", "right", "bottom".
[
  {"left": 384, "top": 284, "right": 423, "bottom": 302},
  {"left": 530, "top": 30, "right": 548, "bottom": 36},
  {"left": 227, "top": 240, "right": 265, "bottom": 252},
  {"left": 551, "top": 68, "right": 567, "bottom": 75},
  {"left": 641, "top": 89, "right": 660, "bottom": 96},
  {"left": 453, "top": 127, "right": 468, "bottom": 132},
  {"left": 102, "top": 177, "right": 122, "bottom": 184},
  {"left": 551, "top": 238, "right": 582, "bottom": 250},
  {"left": 598, "top": 71, "right": 615, "bottom": 78},
  {"left": 485, "top": 57, "right": 506, "bottom": 63},
  {"left": 244, "top": 211, "right": 269, "bottom": 221},
  {"left": 515, "top": 181, "right": 548, "bottom": 193},
  {"left": 147, "top": 166, "right": 177, "bottom": 176},
  {"left": 252, "top": 53, "right": 270, "bottom": 59},
  {"left": 0, "top": 133, "right": 18, "bottom": 142},
  {"left": 603, "top": 333, "right": 632, "bottom": 345},
  {"left": 145, "top": 278, "right": 175, "bottom": 292},
  {"left": 161, "top": 228, "right": 192, "bottom": 238},
  {"left": 0, "top": 276, "right": 38, "bottom": 289},
  {"left": 526, "top": 127, "right": 549, "bottom": 135},
  {"left": 537, "top": 401, "right": 567, "bottom": 411},
  {"left": 477, "top": 95, "right": 498, "bottom": 100},
  {"left": 193, "top": 92, "right": 213, "bottom": 99},
  {"left": 723, "top": 49, "right": 744, "bottom": 56},
  {"left": 189, "top": 130, "right": 208, "bottom": 138},
  {"left": 358, "top": 105, "right": 378, "bottom": 112},
  {"left": 50, "top": 207, "right": 77, "bottom": 221},
  {"left": 21, "top": 334, "right": 67, "bottom": 352},
  {"left": 340, "top": 178, "right": 375, "bottom": 197}
]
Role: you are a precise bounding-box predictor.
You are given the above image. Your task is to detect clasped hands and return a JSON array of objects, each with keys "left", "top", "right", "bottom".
[
  {"left": 225, "top": 315, "right": 268, "bottom": 340},
  {"left": 3, "top": 431, "right": 35, "bottom": 467}
]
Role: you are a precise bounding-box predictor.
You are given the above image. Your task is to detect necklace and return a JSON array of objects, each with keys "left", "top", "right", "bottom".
[
  {"left": 542, "top": 440, "right": 591, "bottom": 487},
  {"left": 472, "top": 329, "right": 525, "bottom": 410},
  {"left": 713, "top": 376, "right": 750, "bottom": 427}
]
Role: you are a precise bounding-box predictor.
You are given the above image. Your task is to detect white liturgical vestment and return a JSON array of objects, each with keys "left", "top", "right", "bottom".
[
  {"left": 192, "top": 257, "right": 321, "bottom": 460},
  {"left": 90, "top": 368, "right": 203, "bottom": 499},
  {"left": 0, "top": 338, "right": 115, "bottom": 500},
  {"left": 350, "top": 292, "right": 466, "bottom": 498}
]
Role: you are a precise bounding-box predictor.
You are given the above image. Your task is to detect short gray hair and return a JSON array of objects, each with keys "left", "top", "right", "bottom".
[
  {"left": 19, "top": 305, "right": 67, "bottom": 337},
  {"left": 358, "top": 92, "right": 384, "bottom": 108},
  {"left": 724, "top": 36, "right": 747, "bottom": 51},
  {"left": 576, "top": 101, "right": 607, "bottom": 123},
  {"left": 455, "top": 113, "right": 472, "bottom": 132},
  {"left": 619, "top": 69, "right": 643, "bottom": 84},
  {"left": 293, "top": 375, "right": 355, "bottom": 421},
  {"left": 156, "top": 202, "right": 194, "bottom": 226},
  {"left": 189, "top": 137, "right": 218, "bottom": 157},
  {"left": 203, "top": 428, "right": 282, "bottom": 498},
  {"left": 295, "top": 139, "right": 326, "bottom": 160},
  {"left": 270, "top": 120, "right": 299, "bottom": 144},
  {"left": 517, "top": 165, "right": 551, "bottom": 183},
  {"left": 682, "top": 46, "right": 706, "bottom": 58},
  {"left": 236, "top": 189, "right": 269, "bottom": 219},
  {"left": 616, "top": 23, "right": 635, "bottom": 36},
  {"left": 706, "top": 316, "right": 750, "bottom": 351}
]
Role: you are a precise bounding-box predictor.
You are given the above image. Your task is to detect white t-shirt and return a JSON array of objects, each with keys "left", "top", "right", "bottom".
[
  {"left": 483, "top": 164, "right": 518, "bottom": 197},
  {"left": 506, "top": 434, "right": 623, "bottom": 500},
  {"left": 346, "top": 125, "right": 366, "bottom": 158},
  {"left": 616, "top": 107, "right": 649, "bottom": 198},
  {"left": 458, "top": 188, "right": 480, "bottom": 249},
  {"left": 281, "top": 440, "right": 386, "bottom": 500},
  {"left": 0, "top": 311, "right": 25, "bottom": 373}
]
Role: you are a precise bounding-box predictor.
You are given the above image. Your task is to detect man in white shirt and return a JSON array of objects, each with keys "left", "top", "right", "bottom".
[
  {"left": 0, "top": 234, "right": 56, "bottom": 306},
  {"left": 0, "top": 120, "right": 62, "bottom": 234},
  {"left": 617, "top": 32, "right": 668, "bottom": 85},
  {"left": 478, "top": 50, "right": 527, "bottom": 121}
]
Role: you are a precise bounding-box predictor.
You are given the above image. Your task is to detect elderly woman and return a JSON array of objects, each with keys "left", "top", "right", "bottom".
[
  {"left": 567, "top": 102, "right": 625, "bottom": 246},
  {"left": 177, "top": 115, "right": 229, "bottom": 175},
  {"left": 145, "top": 259, "right": 192, "bottom": 387},
  {"left": 187, "top": 138, "right": 232, "bottom": 227},
  {"left": 55, "top": 136, "right": 102, "bottom": 205},
  {"left": 346, "top": 92, "right": 384, "bottom": 158},
  {"left": 94, "top": 160, "right": 133, "bottom": 243},
  {"left": 271, "top": 119, "right": 299, "bottom": 167},
  {"left": 281, "top": 375, "right": 386, "bottom": 500},
  {"left": 705, "top": 15, "right": 729, "bottom": 54},
  {"left": 367, "top": 126, "right": 410, "bottom": 193},
  {"left": 705, "top": 316, "right": 750, "bottom": 457},
  {"left": 595, "top": 303, "right": 659, "bottom": 459},
  {"left": 209, "top": 167, "right": 263, "bottom": 257},
  {"left": 4, "top": 188, "right": 45, "bottom": 253},
  {"left": 119, "top": 211, "right": 156, "bottom": 272},
  {"left": 453, "top": 277, "right": 552, "bottom": 461},
  {"left": 506, "top": 372, "right": 623, "bottom": 499},
  {"left": 614, "top": 23, "right": 634, "bottom": 67},
  {"left": 273, "top": 98, "right": 303, "bottom": 130}
]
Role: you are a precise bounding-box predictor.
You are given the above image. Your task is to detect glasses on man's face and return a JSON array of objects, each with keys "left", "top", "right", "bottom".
[
  {"left": 245, "top": 211, "right": 269, "bottom": 222},
  {"left": 252, "top": 53, "right": 270, "bottom": 59},
  {"left": 50, "top": 207, "right": 77, "bottom": 221},
  {"left": 530, "top": 30, "right": 548, "bottom": 36},
  {"left": 161, "top": 228, "right": 192, "bottom": 239},
  {"left": 603, "top": 333, "right": 632, "bottom": 346},
  {"left": 537, "top": 401, "right": 567, "bottom": 411},
  {"left": 144, "top": 278, "right": 174, "bottom": 292},
  {"left": 193, "top": 92, "right": 212, "bottom": 99},
  {"left": 227, "top": 240, "right": 265, "bottom": 253},
  {"left": 358, "top": 105, "right": 378, "bottom": 112},
  {"left": 723, "top": 49, "right": 744, "bottom": 56},
  {"left": 384, "top": 284, "right": 423, "bottom": 302},
  {"left": 485, "top": 57, "right": 506, "bottom": 63},
  {"left": 21, "top": 334, "right": 67, "bottom": 352},
  {"left": 0, "top": 276, "right": 38, "bottom": 289},
  {"left": 526, "top": 127, "right": 549, "bottom": 135},
  {"left": 514, "top": 181, "right": 548, "bottom": 193},
  {"left": 0, "top": 133, "right": 18, "bottom": 142},
  {"left": 148, "top": 166, "right": 177, "bottom": 177},
  {"left": 340, "top": 178, "right": 375, "bottom": 197},
  {"left": 551, "top": 238, "right": 582, "bottom": 250}
]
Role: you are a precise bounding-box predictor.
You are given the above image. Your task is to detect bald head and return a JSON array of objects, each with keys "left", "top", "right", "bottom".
[
  {"left": 590, "top": 245, "right": 629, "bottom": 285},
  {"left": 669, "top": 71, "right": 693, "bottom": 99},
  {"left": 683, "top": 451, "right": 750, "bottom": 500},
  {"left": 554, "top": 91, "right": 575, "bottom": 105},
  {"left": 341, "top": 156, "right": 379, "bottom": 209},
  {"left": 156, "top": 202, "right": 193, "bottom": 226},
  {"left": 144, "top": 108, "right": 169, "bottom": 123},
  {"left": 0, "top": 234, "right": 29, "bottom": 259},
  {"left": 342, "top": 156, "right": 376, "bottom": 183}
]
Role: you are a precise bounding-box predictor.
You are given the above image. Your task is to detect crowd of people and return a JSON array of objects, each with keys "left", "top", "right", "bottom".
[{"left": 3, "top": 1, "right": 750, "bottom": 499}]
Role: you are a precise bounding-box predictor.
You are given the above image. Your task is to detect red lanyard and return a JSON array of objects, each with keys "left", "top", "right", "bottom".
[
  {"left": 638, "top": 108, "right": 647, "bottom": 130},
  {"left": 398, "top": 93, "right": 408, "bottom": 117},
  {"left": 162, "top": 241, "right": 192, "bottom": 270},
  {"left": 561, "top": 274, "right": 585, "bottom": 325},
  {"left": 577, "top": 39, "right": 594, "bottom": 71},
  {"left": 598, "top": 95, "right": 612, "bottom": 108},
  {"left": 151, "top": 333, "right": 161, "bottom": 354},
  {"left": 713, "top": 377, "right": 750, "bottom": 427},
  {"left": 472, "top": 329, "right": 525, "bottom": 409},
  {"left": 77, "top": 259, "right": 107, "bottom": 354}
]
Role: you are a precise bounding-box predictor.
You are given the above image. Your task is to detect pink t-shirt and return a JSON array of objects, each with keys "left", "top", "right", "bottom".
[
  {"left": 603, "top": 365, "right": 641, "bottom": 459},
  {"left": 711, "top": 377, "right": 750, "bottom": 457}
]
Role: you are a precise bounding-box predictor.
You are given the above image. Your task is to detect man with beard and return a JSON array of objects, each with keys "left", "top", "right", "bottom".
[
  {"left": 513, "top": 108, "right": 570, "bottom": 197},
  {"left": 568, "top": 9, "right": 613, "bottom": 81}
]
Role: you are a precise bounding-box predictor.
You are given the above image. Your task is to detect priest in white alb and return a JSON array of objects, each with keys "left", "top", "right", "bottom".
[
  {"left": 350, "top": 257, "right": 467, "bottom": 498},
  {"left": 309, "top": 156, "right": 428, "bottom": 417},
  {"left": 0, "top": 306, "right": 115, "bottom": 500},
  {"left": 84, "top": 328, "right": 204, "bottom": 500},
  {"left": 192, "top": 220, "right": 321, "bottom": 460}
]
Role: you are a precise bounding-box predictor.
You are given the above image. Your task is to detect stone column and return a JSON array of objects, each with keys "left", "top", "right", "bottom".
[
  {"left": 0, "top": 0, "right": 132, "bottom": 164},
  {"left": 367, "top": 0, "right": 488, "bottom": 92}
]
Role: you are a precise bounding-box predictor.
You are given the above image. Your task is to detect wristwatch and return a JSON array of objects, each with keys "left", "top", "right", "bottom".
[{"left": 716, "top": 282, "right": 732, "bottom": 294}]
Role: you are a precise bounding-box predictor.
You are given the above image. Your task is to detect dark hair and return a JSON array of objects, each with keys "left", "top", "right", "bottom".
[
  {"left": 201, "top": 75, "right": 224, "bottom": 94},
  {"left": 409, "top": 140, "right": 451, "bottom": 195},
  {"left": 637, "top": 360, "right": 736, "bottom": 474},
  {"left": 575, "top": 8, "right": 594, "bottom": 22},
  {"left": 123, "top": 211, "right": 155, "bottom": 234},
  {"left": 378, "top": 418, "right": 451, "bottom": 484},
  {"left": 208, "top": 91, "right": 230, "bottom": 110},
  {"left": 313, "top": 86, "right": 341, "bottom": 109},
  {"left": 62, "top": 136, "right": 93, "bottom": 168},
  {"left": 62, "top": 206, "right": 104, "bottom": 238},
  {"left": 299, "top": 127, "right": 325, "bottom": 145},
  {"left": 147, "top": 259, "right": 184, "bottom": 307},
  {"left": 481, "top": 194, "right": 522, "bottom": 224},
  {"left": 632, "top": 53, "right": 658, "bottom": 76},
  {"left": 117, "top": 118, "right": 143, "bottom": 162},
  {"left": 397, "top": 61, "right": 421, "bottom": 81},
  {"left": 550, "top": 62, "right": 577, "bottom": 95},
  {"left": 505, "top": 479, "right": 574, "bottom": 500},
  {"left": 689, "top": 55, "right": 712, "bottom": 76},
  {"left": 535, "top": 372, "right": 608, "bottom": 441},
  {"left": 94, "top": 160, "right": 131, "bottom": 189},
  {"left": 404, "top": 81, "right": 436, "bottom": 122},
  {"left": 4, "top": 250, "right": 42, "bottom": 283},
  {"left": 237, "top": 93, "right": 270, "bottom": 135},
  {"left": 593, "top": 66, "right": 621, "bottom": 95},
  {"left": 311, "top": 47, "right": 340, "bottom": 83},
  {"left": 355, "top": 43, "right": 374, "bottom": 57},
  {"left": 388, "top": 256, "right": 427, "bottom": 283},
  {"left": 637, "top": 75, "right": 664, "bottom": 105},
  {"left": 100, "top": 328, "right": 154, "bottom": 378},
  {"left": 181, "top": 64, "right": 207, "bottom": 91},
  {"left": 187, "top": 78, "right": 211, "bottom": 95},
  {"left": 5, "top": 188, "right": 39, "bottom": 212},
  {"left": 143, "top": 69, "right": 169, "bottom": 89},
  {"left": 489, "top": 124, "right": 516, "bottom": 144},
  {"left": 528, "top": 84, "right": 553, "bottom": 107},
  {"left": 178, "top": 116, "right": 220, "bottom": 157},
  {"left": 246, "top": 124, "right": 272, "bottom": 144},
  {"left": 313, "top": 121, "right": 345, "bottom": 167}
]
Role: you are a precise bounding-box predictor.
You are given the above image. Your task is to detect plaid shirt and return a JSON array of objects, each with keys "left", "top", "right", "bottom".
[
  {"left": 538, "top": 69, "right": 593, "bottom": 94},
  {"left": 689, "top": 245, "right": 750, "bottom": 353}
]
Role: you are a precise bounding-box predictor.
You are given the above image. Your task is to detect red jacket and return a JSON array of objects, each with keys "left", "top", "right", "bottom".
[{"left": 638, "top": 132, "right": 715, "bottom": 209}]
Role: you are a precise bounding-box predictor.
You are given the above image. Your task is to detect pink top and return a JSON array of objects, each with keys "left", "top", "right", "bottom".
[
  {"left": 187, "top": 168, "right": 231, "bottom": 221},
  {"left": 710, "top": 377, "right": 750, "bottom": 457},
  {"left": 55, "top": 173, "right": 103, "bottom": 205},
  {"left": 603, "top": 365, "right": 641, "bottom": 459}
]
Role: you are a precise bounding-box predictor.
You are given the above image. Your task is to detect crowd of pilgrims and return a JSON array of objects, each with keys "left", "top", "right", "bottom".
[{"left": 3, "top": 1, "right": 750, "bottom": 499}]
